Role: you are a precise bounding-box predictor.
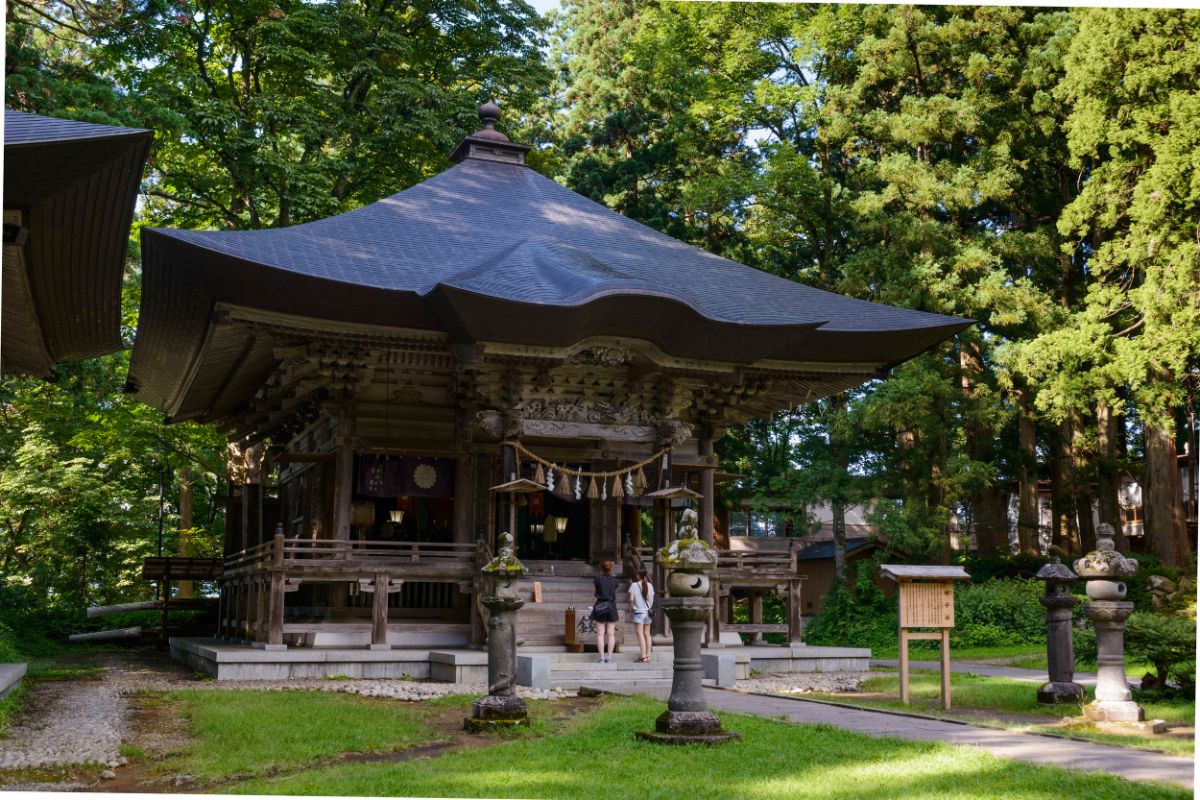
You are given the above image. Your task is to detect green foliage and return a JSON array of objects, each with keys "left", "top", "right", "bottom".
[
  {"left": 0, "top": 352, "right": 226, "bottom": 616},
  {"left": 804, "top": 561, "right": 897, "bottom": 650},
  {"left": 807, "top": 571, "right": 1046, "bottom": 651},
  {"left": 951, "top": 579, "right": 1045, "bottom": 648},
  {"left": 1125, "top": 613, "right": 1197, "bottom": 690},
  {"left": 958, "top": 553, "right": 1056, "bottom": 583},
  {"left": 6, "top": 0, "right": 553, "bottom": 231}
]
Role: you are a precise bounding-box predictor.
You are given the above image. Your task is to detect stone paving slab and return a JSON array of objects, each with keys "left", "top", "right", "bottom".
[{"left": 623, "top": 684, "right": 1193, "bottom": 790}]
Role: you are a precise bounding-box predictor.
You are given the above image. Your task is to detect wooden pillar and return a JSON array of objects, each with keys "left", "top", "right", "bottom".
[
  {"left": 330, "top": 438, "right": 354, "bottom": 610},
  {"left": 651, "top": 499, "right": 668, "bottom": 638},
  {"left": 239, "top": 578, "right": 251, "bottom": 640},
  {"left": 453, "top": 453, "right": 475, "bottom": 544},
  {"left": 899, "top": 628, "right": 910, "bottom": 704},
  {"left": 787, "top": 579, "right": 804, "bottom": 645},
  {"left": 371, "top": 573, "right": 390, "bottom": 649},
  {"left": 331, "top": 440, "right": 354, "bottom": 543},
  {"left": 255, "top": 575, "right": 268, "bottom": 641},
  {"left": 750, "top": 591, "right": 765, "bottom": 644},
  {"left": 940, "top": 628, "right": 952, "bottom": 710},
  {"left": 267, "top": 531, "right": 286, "bottom": 648},
  {"left": 707, "top": 575, "right": 722, "bottom": 646},
  {"left": 699, "top": 428, "right": 714, "bottom": 545}
]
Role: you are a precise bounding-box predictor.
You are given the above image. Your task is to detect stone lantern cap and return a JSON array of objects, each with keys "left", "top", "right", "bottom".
[
  {"left": 1035, "top": 558, "right": 1077, "bottom": 583},
  {"left": 1073, "top": 548, "right": 1137, "bottom": 579},
  {"left": 657, "top": 508, "right": 717, "bottom": 570}
]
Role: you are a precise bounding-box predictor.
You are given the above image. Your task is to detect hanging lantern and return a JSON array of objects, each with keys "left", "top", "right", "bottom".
[
  {"left": 389, "top": 509, "right": 405, "bottom": 524},
  {"left": 555, "top": 516, "right": 568, "bottom": 535}
]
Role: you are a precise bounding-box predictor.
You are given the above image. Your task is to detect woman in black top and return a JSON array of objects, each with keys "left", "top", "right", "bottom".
[{"left": 593, "top": 560, "right": 619, "bottom": 663}]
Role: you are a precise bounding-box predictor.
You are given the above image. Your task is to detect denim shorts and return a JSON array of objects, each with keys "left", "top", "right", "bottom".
[{"left": 633, "top": 611, "right": 652, "bottom": 625}]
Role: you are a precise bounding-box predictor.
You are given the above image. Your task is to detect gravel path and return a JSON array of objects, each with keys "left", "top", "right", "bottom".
[
  {"left": 735, "top": 671, "right": 881, "bottom": 695},
  {"left": 0, "top": 673, "right": 128, "bottom": 773}
]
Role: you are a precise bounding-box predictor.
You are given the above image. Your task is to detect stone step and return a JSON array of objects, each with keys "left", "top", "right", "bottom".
[
  {"left": 547, "top": 652, "right": 671, "bottom": 664},
  {"left": 551, "top": 672, "right": 674, "bottom": 683}
]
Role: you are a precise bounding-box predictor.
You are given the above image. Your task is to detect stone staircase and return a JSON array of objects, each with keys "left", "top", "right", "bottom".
[
  {"left": 518, "top": 650, "right": 678, "bottom": 691},
  {"left": 516, "top": 575, "right": 640, "bottom": 649}
]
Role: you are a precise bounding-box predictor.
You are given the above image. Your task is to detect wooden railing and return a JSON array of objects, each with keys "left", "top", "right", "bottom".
[
  {"left": 223, "top": 538, "right": 475, "bottom": 574},
  {"left": 712, "top": 547, "right": 799, "bottom": 577}
]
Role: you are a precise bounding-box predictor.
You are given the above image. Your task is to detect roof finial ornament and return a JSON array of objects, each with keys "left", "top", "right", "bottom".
[
  {"left": 450, "top": 98, "right": 530, "bottom": 165},
  {"left": 478, "top": 100, "right": 501, "bottom": 130}
]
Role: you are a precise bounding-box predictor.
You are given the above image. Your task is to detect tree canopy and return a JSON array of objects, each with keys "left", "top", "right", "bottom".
[{"left": 2, "top": 2, "right": 1197, "bottom": 616}]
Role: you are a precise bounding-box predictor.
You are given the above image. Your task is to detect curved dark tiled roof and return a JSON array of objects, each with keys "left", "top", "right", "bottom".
[
  {"left": 3, "top": 110, "right": 151, "bottom": 375},
  {"left": 130, "top": 107, "right": 970, "bottom": 416}
]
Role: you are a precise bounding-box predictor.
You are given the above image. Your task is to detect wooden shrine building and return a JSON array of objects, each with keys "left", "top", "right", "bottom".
[
  {"left": 3, "top": 110, "right": 150, "bottom": 376},
  {"left": 128, "top": 102, "right": 969, "bottom": 655}
]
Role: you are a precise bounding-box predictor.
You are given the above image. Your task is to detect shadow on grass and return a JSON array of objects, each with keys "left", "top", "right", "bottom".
[{"left": 229, "top": 697, "right": 1189, "bottom": 800}]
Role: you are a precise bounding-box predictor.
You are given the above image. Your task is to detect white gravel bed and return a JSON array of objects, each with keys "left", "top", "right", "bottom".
[
  {"left": 136, "top": 677, "right": 573, "bottom": 702},
  {"left": 0, "top": 675, "right": 128, "bottom": 772},
  {"left": 736, "top": 671, "right": 880, "bottom": 696}
]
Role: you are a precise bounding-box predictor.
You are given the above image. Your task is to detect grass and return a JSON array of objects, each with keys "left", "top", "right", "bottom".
[
  {"left": 157, "top": 689, "right": 443, "bottom": 783},
  {"left": 805, "top": 671, "right": 1196, "bottom": 757},
  {"left": 870, "top": 644, "right": 1047, "bottom": 664},
  {"left": 227, "top": 695, "right": 1188, "bottom": 799}
]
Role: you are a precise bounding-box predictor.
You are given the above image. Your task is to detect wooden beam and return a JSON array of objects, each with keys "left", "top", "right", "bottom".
[{"left": 272, "top": 452, "right": 336, "bottom": 464}]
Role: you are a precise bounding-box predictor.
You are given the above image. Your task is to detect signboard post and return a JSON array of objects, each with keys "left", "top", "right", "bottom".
[{"left": 880, "top": 565, "right": 971, "bottom": 710}]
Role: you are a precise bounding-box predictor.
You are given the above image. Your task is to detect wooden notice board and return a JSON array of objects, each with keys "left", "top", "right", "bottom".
[
  {"left": 880, "top": 565, "right": 970, "bottom": 710},
  {"left": 899, "top": 582, "right": 955, "bottom": 628}
]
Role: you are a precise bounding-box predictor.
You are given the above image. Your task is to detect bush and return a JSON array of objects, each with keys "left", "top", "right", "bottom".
[
  {"left": 1126, "top": 612, "right": 1196, "bottom": 690},
  {"left": 804, "top": 560, "right": 897, "bottom": 650},
  {"left": 958, "top": 553, "right": 1051, "bottom": 583},
  {"left": 1074, "top": 611, "right": 1196, "bottom": 691},
  {"left": 806, "top": 568, "right": 1048, "bottom": 651},
  {"left": 952, "top": 578, "right": 1045, "bottom": 647}
]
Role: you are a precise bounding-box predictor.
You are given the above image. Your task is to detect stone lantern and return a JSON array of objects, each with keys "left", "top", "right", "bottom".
[
  {"left": 1073, "top": 524, "right": 1163, "bottom": 732},
  {"left": 1035, "top": 557, "right": 1084, "bottom": 704},
  {"left": 637, "top": 508, "right": 739, "bottom": 745},
  {"left": 465, "top": 532, "right": 529, "bottom": 732}
]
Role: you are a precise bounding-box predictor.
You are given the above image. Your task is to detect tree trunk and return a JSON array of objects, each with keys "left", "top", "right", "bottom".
[
  {"left": 1016, "top": 386, "right": 1041, "bottom": 555},
  {"left": 1072, "top": 410, "right": 1097, "bottom": 554},
  {"left": 177, "top": 469, "right": 195, "bottom": 599},
  {"left": 1096, "top": 400, "right": 1127, "bottom": 551},
  {"left": 1050, "top": 419, "right": 1081, "bottom": 555},
  {"left": 931, "top": 393, "right": 950, "bottom": 564},
  {"left": 1144, "top": 416, "right": 1191, "bottom": 566},
  {"left": 960, "top": 340, "right": 1007, "bottom": 555},
  {"left": 830, "top": 394, "right": 850, "bottom": 582}
]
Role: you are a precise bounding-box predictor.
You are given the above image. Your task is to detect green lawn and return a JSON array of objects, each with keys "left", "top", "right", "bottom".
[
  {"left": 226, "top": 695, "right": 1187, "bottom": 799},
  {"left": 869, "top": 644, "right": 1164, "bottom": 679},
  {"left": 156, "top": 689, "right": 443, "bottom": 783},
  {"left": 805, "top": 671, "right": 1195, "bottom": 757},
  {"left": 870, "top": 644, "right": 1048, "bottom": 665}
]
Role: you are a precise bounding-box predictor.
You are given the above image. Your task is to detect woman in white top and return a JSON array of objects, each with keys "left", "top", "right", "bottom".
[{"left": 628, "top": 568, "right": 655, "bottom": 663}]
